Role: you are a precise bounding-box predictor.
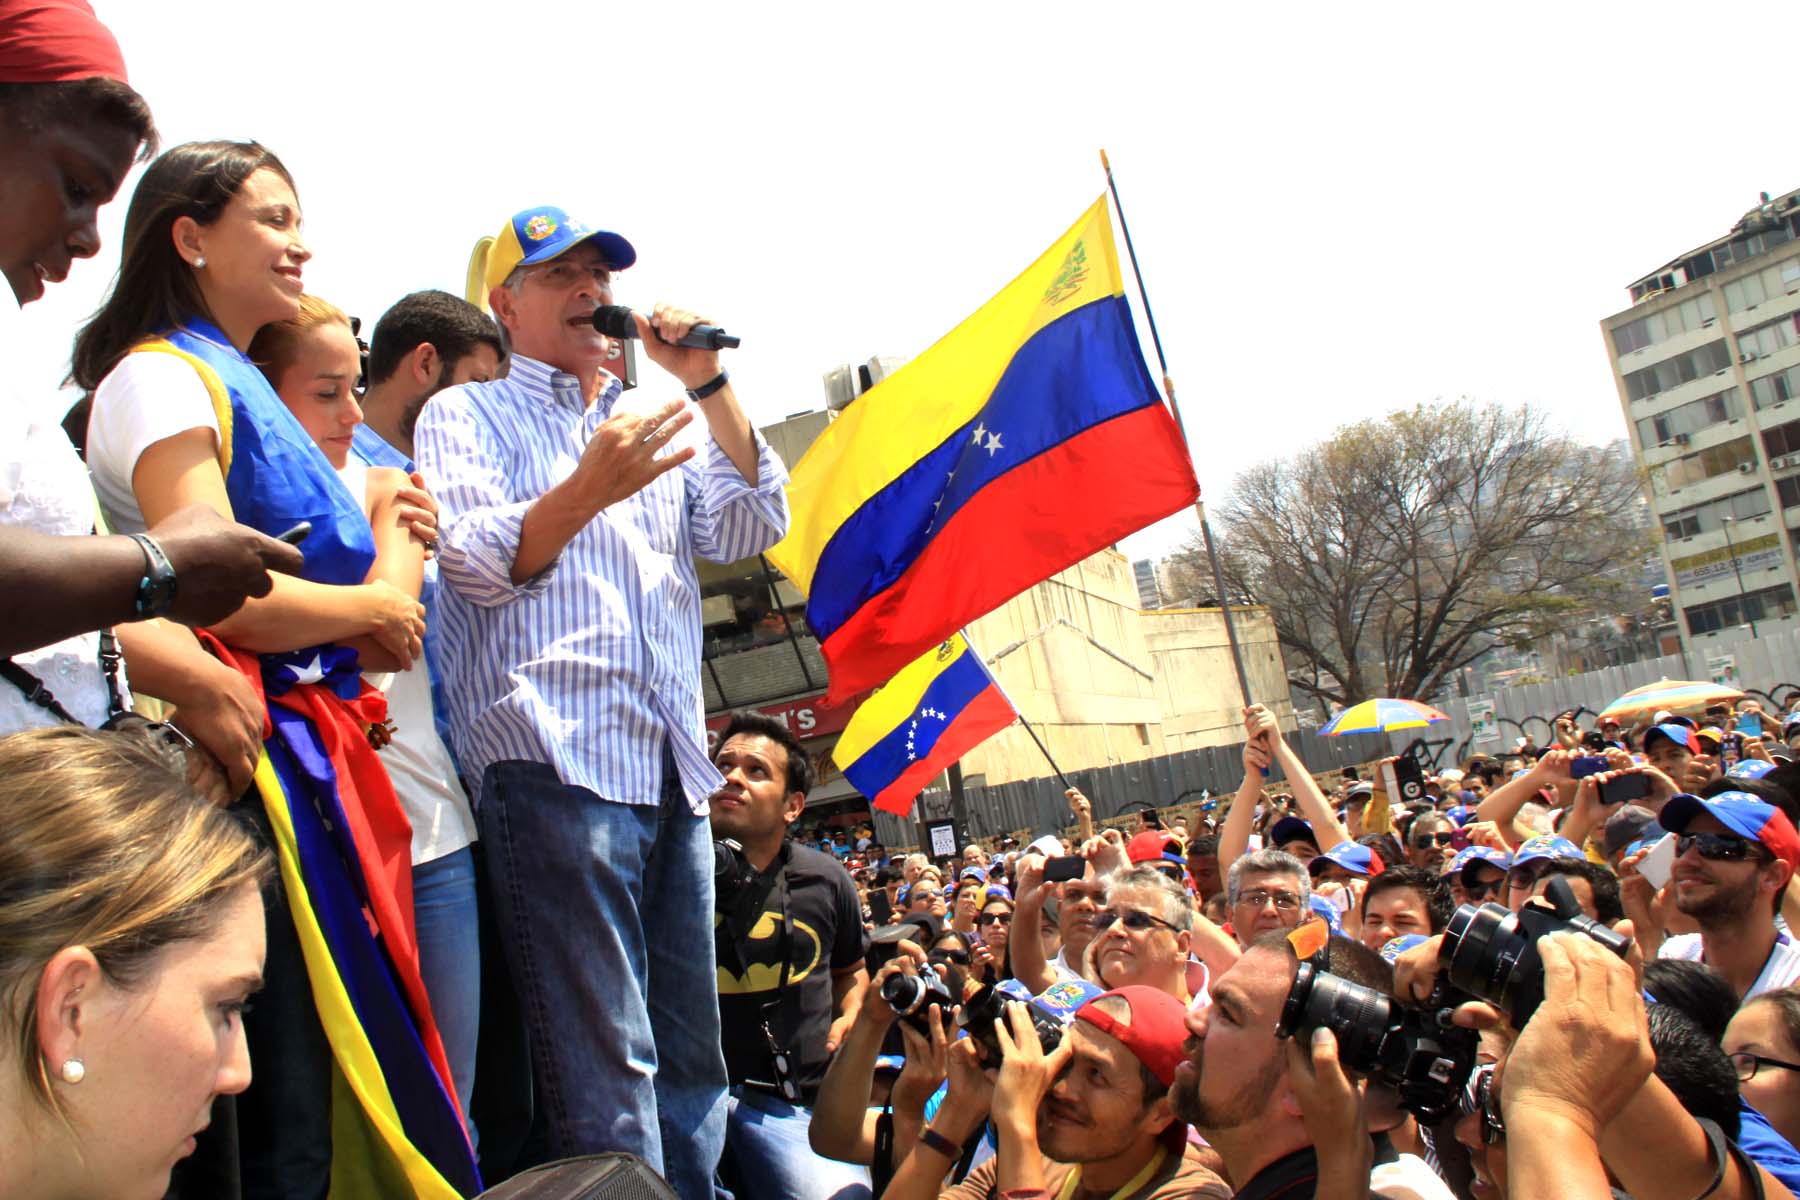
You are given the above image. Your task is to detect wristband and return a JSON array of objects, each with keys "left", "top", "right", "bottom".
[
  {"left": 129, "top": 533, "right": 178, "bottom": 619},
  {"left": 917, "top": 1126, "right": 959, "bottom": 1159},
  {"left": 685, "top": 369, "right": 729, "bottom": 401}
]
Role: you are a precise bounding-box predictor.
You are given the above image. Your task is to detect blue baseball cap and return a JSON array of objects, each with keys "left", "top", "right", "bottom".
[
  {"left": 984, "top": 883, "right": 1014, "bottom": 902},
  {"left": 1269, "top": 816, "right": 1317, "bottom": 849},
  {"left": 1308, "top": 842, "right": 1385, "bottom": 878},
  {"left": 1029, "top": 979, "right": 1105, "bottom": 1025},
  {"left": 1511, "top": 835, "right": 1584, "bottom": 866},
  {"left": 482, "top": 205, "right": 637, "bottom": 295},
  {"left": 1645, "top": 724, "right": 1702, "bottom": 756},
  {"left": 1379, "top": 934, "right": 1431, "bottom": 965},
  {"left": 1659, "top": 791, "right": 1800, "bottom": 870},
  {"left": 1446, "top": 805, "right": 1477, "bottom": 826},
  {"left": 1728, "top": 759, "right": 1778, "bottom": 781},
  {"left": 959, "top": 865, "right": 989, "bottom": 883},
  {"left": 1445, "top": 845, "right": 1512, "bottom": 879}
]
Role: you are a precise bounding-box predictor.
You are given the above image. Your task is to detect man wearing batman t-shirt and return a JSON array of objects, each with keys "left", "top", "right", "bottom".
[{"left": 711, "top": 712, "right": 872, "bottom": 1199}]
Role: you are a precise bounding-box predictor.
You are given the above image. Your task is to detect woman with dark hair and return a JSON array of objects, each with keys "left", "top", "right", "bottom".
[
  {"left": 76, "top": 141, "right": 476, "bottom": 1197},
  {"left": 1727, "top": 987, "right": 1800, "bottom": 1150},
  {"left": 972, "top": 893, "right": 1014, "bottom": 984}
]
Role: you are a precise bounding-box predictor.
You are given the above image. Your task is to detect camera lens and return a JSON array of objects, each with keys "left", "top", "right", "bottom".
[
  {"left": 881, "top": 972, "right": 926, "bottom": 1014},
  {"left": 1440, "top": 902, "right": 1531, "bottom": 1019},
  {"left": 1439, "top": 881, "right": 1631, "bottom": 1027},
  {"left": 1279, "top": 962, "right": 1396, "bottom": 1075}
]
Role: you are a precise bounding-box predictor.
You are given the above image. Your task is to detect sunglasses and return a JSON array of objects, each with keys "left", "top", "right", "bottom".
[
  {"left": 1461, "top": 877, "right": 1504, "bottom": 901},
  {"left": 1677, "top": 832, "right": 1767, "bottom": 863},
  {"left": 1507, "top": 861, "right": 1554, "bottom": 889},
  {"left": 911, "top": 889, "right": 942, "bottom": 901},
  {"left": 929, "top": 947, "right": 971, "bottom": 965},
  {"left": 1411, "top": 831, "right": 1456, "bottom": 849},
  {"left": 979, "top": 911, "right": 1013, "bottom": 926},
  {"left": 1094, "top": 908, "right": 1181, "bottom": 934}
]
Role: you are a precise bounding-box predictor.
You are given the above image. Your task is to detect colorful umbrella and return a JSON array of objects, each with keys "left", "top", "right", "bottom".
[
  {"left": 1598, "top": 678, "right": 1744, "bottom": 722},
  {"left": 1318, "top": 697, "right": 1450, "bottom": 736}
]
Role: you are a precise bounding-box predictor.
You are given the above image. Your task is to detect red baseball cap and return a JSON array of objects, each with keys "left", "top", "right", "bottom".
[
  {"left": 1126, "top": 829, "right": 1185, "bottom": 868},
  {"left": 1073, "top": 985, "right": 1189, "bottom": 1088}
]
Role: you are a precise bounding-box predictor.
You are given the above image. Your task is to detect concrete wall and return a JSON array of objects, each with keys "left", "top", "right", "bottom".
[
  {"left": 958, "top": 551, "right": 1169, "bottom": 787},
  {"left": 1144, "top": 605, "right": 1297, "bottom": 750}
]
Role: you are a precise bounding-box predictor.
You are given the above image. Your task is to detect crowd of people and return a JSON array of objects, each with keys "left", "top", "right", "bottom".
[{"left": 8, "top": 4, "right": 1800, "bottom": 1200}]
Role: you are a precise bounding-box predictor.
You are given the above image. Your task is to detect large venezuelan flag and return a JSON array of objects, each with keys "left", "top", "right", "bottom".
[
  {"left": 835, "top": 634, "right": 1016, "bottom": 815},
  {"left": 768, "top": 197, "right": 1199, "bottom": 702}
]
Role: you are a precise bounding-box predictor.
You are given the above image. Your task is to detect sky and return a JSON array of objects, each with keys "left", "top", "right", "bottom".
[{"left": 18, "top": 1, "right": 1799, "bottom": 559}]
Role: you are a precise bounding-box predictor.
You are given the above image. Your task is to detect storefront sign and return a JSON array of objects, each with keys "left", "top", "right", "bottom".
[
  {"left": 704, "top": 690, "right": 866, "bottom": 751},
  {"left": 1670, "top": 534, "right": 1783, "bottom": 591}
]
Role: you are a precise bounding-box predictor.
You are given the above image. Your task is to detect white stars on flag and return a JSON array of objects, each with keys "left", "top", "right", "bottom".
[{"left": 904, "top": 706, "right": 950, "bottom": 762}]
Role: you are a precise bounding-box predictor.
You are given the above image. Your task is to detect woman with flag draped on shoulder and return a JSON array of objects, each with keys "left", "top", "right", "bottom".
[{"left": 72, "top": 141, "right": 480, "bottom": 1199}]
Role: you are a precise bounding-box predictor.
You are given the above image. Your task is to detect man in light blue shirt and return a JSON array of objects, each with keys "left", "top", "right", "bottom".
[{"left": 414, "top": 206, "right": 788, "bottom": 1199}]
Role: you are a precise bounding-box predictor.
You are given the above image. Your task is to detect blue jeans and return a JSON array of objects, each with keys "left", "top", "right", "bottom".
[
  {"left": 723, "top": 1088, "right": 872, "bottom": 1200},
  {"left": 478, "top": 755, "right": 727, "bottom": 1200},
  {"left": 414, "top": 844, "right": 481, "bottom": 1151}
]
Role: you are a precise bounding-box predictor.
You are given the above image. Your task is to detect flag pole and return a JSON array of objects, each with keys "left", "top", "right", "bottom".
[
  {"left": 1100, "top": 149, "right": 1256, "bottom": 711},
  {"left": 963, "top": 628, "right": 1072, "bottom": 789}
]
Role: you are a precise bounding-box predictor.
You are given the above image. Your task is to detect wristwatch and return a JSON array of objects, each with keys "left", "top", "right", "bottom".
[
  {"left": 685, "top": 369, "right": 730, "bottom": 401},
  {"left": 129, "top": 533, "right": 178, "bottom": 618}
]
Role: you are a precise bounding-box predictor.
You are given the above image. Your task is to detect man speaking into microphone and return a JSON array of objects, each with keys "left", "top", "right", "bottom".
[{"left": 414, "top": 205, "right": 789, "bottom": 1197}]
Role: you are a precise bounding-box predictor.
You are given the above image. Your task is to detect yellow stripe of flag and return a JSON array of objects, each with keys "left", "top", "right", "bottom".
[
  {"left": 833, "top": 633, "right": 976, "bottom": 767},
  {"left": 766, "top": 196, "right": 1125, "bottom": 594}
]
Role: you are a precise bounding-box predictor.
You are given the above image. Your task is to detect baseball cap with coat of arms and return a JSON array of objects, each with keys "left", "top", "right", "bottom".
[{"left": 483, "top": 205, "right": 637, "bottom": 296}]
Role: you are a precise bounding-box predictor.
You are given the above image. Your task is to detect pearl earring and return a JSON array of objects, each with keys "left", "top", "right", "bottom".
[
  {"left": 59, "top": 1058, "right": 85, "bottom": 1084},
  {"left": 194, "top": 255, "right": 207, "bottom": 269}
]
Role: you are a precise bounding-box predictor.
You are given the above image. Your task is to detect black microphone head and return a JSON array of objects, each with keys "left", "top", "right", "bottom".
[{"left": 590, "top": 305, "right": 637, "bottom": 338}]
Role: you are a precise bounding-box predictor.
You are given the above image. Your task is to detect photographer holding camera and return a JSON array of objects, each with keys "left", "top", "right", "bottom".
[
  {"left": 1171, "top": 926, "right": 1458, "bottom": 1199},
  {"left": 881, "top": 986, "right": 1230, "bottom": 1199},
  {"left": 710, "top": 714, "right": 872, "bottom": 1200}
]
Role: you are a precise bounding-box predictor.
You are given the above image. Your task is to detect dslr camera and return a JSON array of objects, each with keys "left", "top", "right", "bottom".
[
  {"left": 958, "top": 980, "right": 1070, "bottom": 1067},
  {"left": 1278, "top": 876, "right": 1629, "bottom": 1120}
]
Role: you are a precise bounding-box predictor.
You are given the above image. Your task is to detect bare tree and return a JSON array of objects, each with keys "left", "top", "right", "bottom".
[{"left": 1171, "top": 400, "right": 1650, "bottom": 707}]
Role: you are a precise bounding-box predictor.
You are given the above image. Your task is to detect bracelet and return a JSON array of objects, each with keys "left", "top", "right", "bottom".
[
  {"left": 916, "top": 1126, "right": 959, "bottom": 1159},
  {"left": 685, "top": 369, "right": 729, "bottom": 401}
]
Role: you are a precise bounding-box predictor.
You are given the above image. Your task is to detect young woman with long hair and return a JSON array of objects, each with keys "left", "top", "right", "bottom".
[{"left": 75, "top": 140, "right": 476, "bottom": 1198}]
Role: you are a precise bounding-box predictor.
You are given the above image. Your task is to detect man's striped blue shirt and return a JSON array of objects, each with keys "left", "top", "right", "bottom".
[{"left": 413, "top": 354, "right": 789, "bottom": 812}]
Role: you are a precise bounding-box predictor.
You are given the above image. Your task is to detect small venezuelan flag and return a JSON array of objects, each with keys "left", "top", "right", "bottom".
[
  {"left": 835, "top": 634, "right": 1016, "bottom": 815},
  {"left": 767, "top": 195, "right": 1199, "bottom": 702}
]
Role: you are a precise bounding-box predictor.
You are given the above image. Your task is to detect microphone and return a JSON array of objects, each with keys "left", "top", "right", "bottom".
[{"left": 590, "top": 304, "right": 740, "bottom": 350}]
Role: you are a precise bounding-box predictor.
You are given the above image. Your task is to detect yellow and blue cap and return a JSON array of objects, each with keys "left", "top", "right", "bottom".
[{"left": 482, "top": 205, "right": 637, "bottom": 296}]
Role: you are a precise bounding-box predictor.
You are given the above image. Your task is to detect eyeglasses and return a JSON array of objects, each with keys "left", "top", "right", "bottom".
[
  {"left": 1412, "top": 831, "right": 1456, "bottom": 849},
  {"left": 979, "top": 911, "right": 1013, "bottom": 926},
  {"left": 1094, "top": 909, "right": 1181, "bottom": 934},
  {"left": 1235, "top": 889, "right": 1302, "bottom": 912},
  {"left": 522, "top": 259, "right": 613, "bottom": 290},
  {"left": 1677, "top": 832, "right": 1767, "bottom": 863},
  {"left": 928, "top": 947, "right": 971, "bottom": 965},
  {"left": 1731, "top": 1051, "right": 1800, "bottom": 1082},
  {"left": 1462, "top": 1064, "right": 1505, "bottom": 1145}
]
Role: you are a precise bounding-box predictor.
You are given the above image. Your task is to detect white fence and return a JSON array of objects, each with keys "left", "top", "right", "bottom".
[{"left": 1404, "top": 627, "right": 1800, "bottom": 767}]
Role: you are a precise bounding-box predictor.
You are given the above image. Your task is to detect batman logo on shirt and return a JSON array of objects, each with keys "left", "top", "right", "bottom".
[{"left": 715, "top": 909, "right": 823, "bottom": 995}]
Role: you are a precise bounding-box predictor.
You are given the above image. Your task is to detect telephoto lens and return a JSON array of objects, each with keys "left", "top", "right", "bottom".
[
  {"left": 1438, "top": 874, "right": 1631, "bottom": 1027},
  {"left": 1277, "top": 962, "right": 1477, "bottom": 1122},
  {"left": 881, "top": 966, "right": 954, "bottom": 1035}
]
